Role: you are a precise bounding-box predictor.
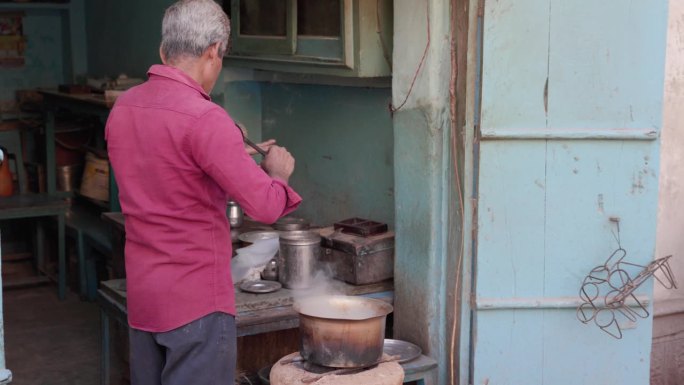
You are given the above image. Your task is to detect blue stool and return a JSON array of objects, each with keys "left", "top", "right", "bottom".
[{"left": 401, "top": 355, "right": 438, "bottom": 385}]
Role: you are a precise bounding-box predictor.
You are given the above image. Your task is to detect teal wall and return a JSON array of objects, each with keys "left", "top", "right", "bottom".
[
  {"left": 391, "top": 1, "right": 455, "bottom": 383},
  {"left": 261, "top": 83, "right": 394, "bottom": 226},
  {"left": 85, "top": 0, "right": 172, "bottom": 78},
  {"left": 0, "top": 10, "right": 65, "bottom": 107}
]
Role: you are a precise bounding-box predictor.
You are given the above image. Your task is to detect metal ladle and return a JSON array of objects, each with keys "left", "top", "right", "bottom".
[{"left": 236, "top": 122, "right": 268, "bottom": 157}]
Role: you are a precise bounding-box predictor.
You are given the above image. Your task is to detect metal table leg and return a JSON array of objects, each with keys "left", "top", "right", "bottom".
[
  {"left": 101, "top": 308, "right": 110, "bottom": 385},
  {"left": 45, "top": 108, "right": 56, "bottom": 195},
  {"left": 77, "top": 232, "right": 87, "bottom": 297},
  {"left": 35, "top": 220, "right": 45, "bottom": 273},
  {"left": 57, "top": 213, "right": 65, "bottom": 300}
]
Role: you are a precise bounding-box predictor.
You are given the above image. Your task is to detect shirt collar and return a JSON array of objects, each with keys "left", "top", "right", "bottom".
[{"left": 147, "top": 64, "right": 211, "bottom": 100}]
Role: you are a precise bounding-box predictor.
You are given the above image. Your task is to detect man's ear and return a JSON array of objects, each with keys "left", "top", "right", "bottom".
[
  {"left": 207, "top": 42, "right": 222, "bottom": 59},
  {"left": 159, "top": 46, "right": 167, "bottom": 64}
]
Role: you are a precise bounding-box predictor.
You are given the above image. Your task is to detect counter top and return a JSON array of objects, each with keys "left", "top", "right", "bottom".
[
  {"left": 101, "top": 211, "right": 274, "bottom": 236},
  {"left": 99, "top": 278, "right": 393, "bottom": 337},
  {"left": 98, "top": 212, "right": 394, "bottom": 336},
  {"left": 39, "top": 89, "right": 110, "bottom": 108}
]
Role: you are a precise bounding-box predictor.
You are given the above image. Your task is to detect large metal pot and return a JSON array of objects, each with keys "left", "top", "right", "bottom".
[{"left": 294, "top": 295, "right": 393, "bottom": 368}]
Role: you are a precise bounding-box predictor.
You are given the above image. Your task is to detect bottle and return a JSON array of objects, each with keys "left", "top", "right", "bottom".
[
  {"left": 227, "top": 201, "right": 243, "bottom": 228},
  {"left": 261, "top": 258, "right": 278, "bottom": 281},
  {"left": 0, "top": 147, "right": 13, "bottom": 196}
]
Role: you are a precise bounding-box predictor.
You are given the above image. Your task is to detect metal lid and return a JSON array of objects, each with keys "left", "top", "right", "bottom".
[
  {"left": 274, "top": 217, "right": 310, "bottom": 231},
  {"left": 279, "top": 230, "right": 321, "bottom": 245}
]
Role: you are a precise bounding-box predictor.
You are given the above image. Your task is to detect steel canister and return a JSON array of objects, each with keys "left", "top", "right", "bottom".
[{"left": 277, "top": 231, "right": 321, "bottom": 289}]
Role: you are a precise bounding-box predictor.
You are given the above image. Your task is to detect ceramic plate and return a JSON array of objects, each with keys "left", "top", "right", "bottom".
[
  {"left": 383, "top": 339, "right": 421, "bottom": 363},
  {"left": 238, "top": 231, "right": 279, "bottom": 244},
  {"left": 240, "top": 280, "right": 282, "bottom": 294}
]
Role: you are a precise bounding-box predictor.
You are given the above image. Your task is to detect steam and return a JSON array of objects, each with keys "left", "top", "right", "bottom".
[{"left": 291, "top": 262, "right": 345, "bottom": 304}]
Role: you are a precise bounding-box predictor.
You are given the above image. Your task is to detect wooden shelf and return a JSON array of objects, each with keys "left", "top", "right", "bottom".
[
  {"left": 3, "top": 275, "right": 51, "bottom": 290},
  {"left": 0, "top": 2, "right": 69, "bottom": 11}
]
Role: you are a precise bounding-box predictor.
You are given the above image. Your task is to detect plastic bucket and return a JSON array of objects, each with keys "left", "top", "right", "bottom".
[
  {"left": 80, "top": 152, "right": 109, "bottom": 201},
  {"left": 55, "top": 124, "right": 90, "bottom": 166}
]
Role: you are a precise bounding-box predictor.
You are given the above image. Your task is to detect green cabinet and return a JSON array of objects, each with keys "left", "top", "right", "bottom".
[{"left": 223, "top": 0, "right": 392, "bottom": 77}]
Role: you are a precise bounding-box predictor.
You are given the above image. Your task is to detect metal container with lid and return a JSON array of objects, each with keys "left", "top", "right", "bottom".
[
  {"left": 319, "top": 226, "right": 395, "bottom": 285},
  {"left": 274, "top": 216, "right": 310, "bottom": 232},
  {"left": 277, "top": 230, "right": 321, "bottom": 289}
]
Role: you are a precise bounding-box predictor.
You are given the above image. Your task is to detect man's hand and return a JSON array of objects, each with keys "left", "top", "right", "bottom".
[
  {"left": 245, "top": 139, "right": 276, "bottom": 156},
  {"left": 261, "top": 145, "right": 295, "bottom": 183}
]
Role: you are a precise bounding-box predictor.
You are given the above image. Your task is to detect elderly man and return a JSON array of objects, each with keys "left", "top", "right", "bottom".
[{"left": 105, "top": 0, "right": 302, "bottom": 383}]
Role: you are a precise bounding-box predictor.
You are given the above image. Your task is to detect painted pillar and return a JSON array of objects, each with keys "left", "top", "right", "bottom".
[
  {"left": 655, "top": 0, "right": 684, "bottom": 309},
  {"left": 471, "top": 1, "right": 669, "bottom": 384},
  {"left": 650, "top": 3, "right": 684, "bottom": 382},
  {"left": 0, "top": 234, "right": 11, "bottom": 384},
  {"left": 392, "top": 0, "right": 456, "bottom": 384}
]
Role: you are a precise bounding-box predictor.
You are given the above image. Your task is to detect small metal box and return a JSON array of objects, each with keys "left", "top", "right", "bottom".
[{"left": 319, "top": 227, "right": 394, "bottom": 285}]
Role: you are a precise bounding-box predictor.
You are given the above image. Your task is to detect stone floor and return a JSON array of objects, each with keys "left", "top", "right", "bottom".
[{"left": 4, "top": 285, "right": 99, "bottom": 385}]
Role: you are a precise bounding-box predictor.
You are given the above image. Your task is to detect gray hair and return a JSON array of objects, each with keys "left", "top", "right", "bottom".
[{"left": 161, "top": 0, "right": 230, "bottom": 62}]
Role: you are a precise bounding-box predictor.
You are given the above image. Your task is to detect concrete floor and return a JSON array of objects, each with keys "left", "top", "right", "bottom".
[{"left": 3, "top": 286, "right": 99, "bottom": 385}]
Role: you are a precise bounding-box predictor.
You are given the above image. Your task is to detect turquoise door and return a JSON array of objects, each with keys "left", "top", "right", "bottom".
[{"left": 471, "top": 1, "right": 669, "bottom": 384}]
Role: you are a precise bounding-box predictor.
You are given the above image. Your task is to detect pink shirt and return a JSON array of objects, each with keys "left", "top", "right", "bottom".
[{"left": 105, "top": 64, "right": 302, "bottom": 332}]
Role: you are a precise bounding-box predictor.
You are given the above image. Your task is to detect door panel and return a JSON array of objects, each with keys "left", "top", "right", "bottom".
[
  {"left": 543, "top": 141, "right": 660, "bottom": 297},
  {"left": 472, "top": 0, "right": 668, "bottom": 383},
  {"left": 548, "top": 0, "right": 669, "bottom": 129},
  {"left": 477, "top": 141, "right": 546, "bottom": 300},
  {"left": 480, "top": 0, "right": 549, "bottom": 130}
]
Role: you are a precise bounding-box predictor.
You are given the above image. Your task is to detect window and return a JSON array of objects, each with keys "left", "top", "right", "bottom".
[
  {"left": 222, "top": 0, "right": 393, "bottom": 78},
  {"left": 224, "top": 0, "right": 348, "bottom": 62}
]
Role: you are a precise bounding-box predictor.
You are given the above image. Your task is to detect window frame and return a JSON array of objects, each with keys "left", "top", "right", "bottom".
[
  {"left": 230, "top": 0, "right": 296, "bottom": 55},
  {"left": 228, "top": 0, "right": 353, "bottom": 69}
]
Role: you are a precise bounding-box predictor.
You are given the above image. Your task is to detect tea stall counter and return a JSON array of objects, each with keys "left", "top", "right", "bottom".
[{"left": 97, "top": 278, "right": 394, "bottom": 385}]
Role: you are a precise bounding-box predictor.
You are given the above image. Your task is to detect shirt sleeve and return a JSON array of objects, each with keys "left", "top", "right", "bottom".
[{"left": 189, "top": 107, "right": 302, "bottom": 224}]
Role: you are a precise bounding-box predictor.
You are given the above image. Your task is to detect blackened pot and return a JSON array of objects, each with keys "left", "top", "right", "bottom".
[{"left": 293, "top": 295, "right": 393, "bottom": 368}]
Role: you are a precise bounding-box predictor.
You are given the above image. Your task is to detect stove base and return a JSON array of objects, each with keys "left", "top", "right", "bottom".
[{"left": 271, "top": 352, "right": 404, "bottom": 385}]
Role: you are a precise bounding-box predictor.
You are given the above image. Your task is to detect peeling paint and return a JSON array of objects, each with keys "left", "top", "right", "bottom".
[{"left": 631, "top": 171, "right": 646, "bottom": 194}]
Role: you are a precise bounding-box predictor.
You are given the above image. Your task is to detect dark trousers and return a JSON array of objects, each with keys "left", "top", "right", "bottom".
[{"left": 129, "top": 312, "right": 237, "bottom": 385}]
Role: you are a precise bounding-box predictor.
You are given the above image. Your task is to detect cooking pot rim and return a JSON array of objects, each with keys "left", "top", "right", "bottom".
[{"left": 293, "top": 295, "right": 393, "bottom": 320}]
